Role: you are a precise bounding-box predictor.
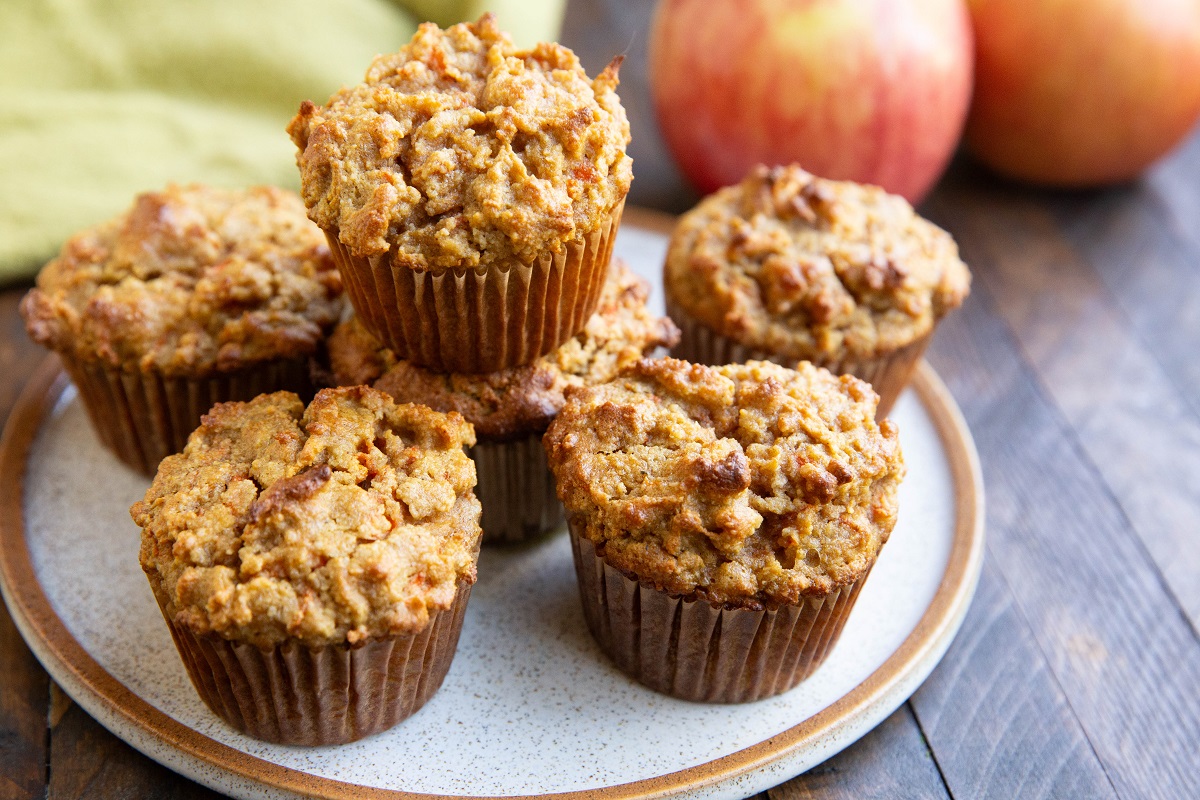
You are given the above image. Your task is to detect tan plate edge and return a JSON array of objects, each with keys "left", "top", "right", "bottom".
[{"left": 0, "top": 355, "right": 984, "bottom": 800}]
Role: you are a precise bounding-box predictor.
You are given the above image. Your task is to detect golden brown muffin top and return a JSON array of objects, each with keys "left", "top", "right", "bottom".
[
  {"left": 544, "top": 358, "right": 903, "bottom": 609},
  {"left": 133, "top": 386, "right": 481, "bottom": 649},
  {"left": 287, "top": 14, "right": 632, "bottom": 266},
  {"left": 327, "top": 261, "right": 679, "bottom": 440},
  {"left": 20, "top": 184, "right": 343, "bottom": 376},
  {"left": 664, "top": 165, "right": 971, "bottom": 360}
]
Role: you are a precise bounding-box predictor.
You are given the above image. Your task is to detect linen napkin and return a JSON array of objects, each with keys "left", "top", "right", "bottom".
[{"left": 0, "top": 0, "right": 565, "bottom": 283}]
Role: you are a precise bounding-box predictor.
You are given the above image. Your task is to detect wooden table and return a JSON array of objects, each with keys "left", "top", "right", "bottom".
[{"left": 4, "top": 3, "right": 1200, "bottom": 797}]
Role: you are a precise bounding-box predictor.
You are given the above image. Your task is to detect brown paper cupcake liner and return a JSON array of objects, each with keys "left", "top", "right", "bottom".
[
  {"left": 149, "top": 576, "right": 472, "bottom": 746},
  {"left": 328, "top": 200, "right": 625, "bottom": 374},
  {"left": 60, "top": 354, "right": 313, "bottom": 476},
  {"left": 472, "top": 432, "right": 564, "bottom": 545},
  {"left": 569, "top": 525, "right": 873, "bottom": 703},
  {"left": 665, "top": 298, "right": 931, "bottom": 418}
]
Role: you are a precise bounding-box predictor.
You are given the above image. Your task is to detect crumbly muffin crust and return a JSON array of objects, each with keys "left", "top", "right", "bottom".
[
  {"left": 327, "top": 261, "right": 679, "bottom": 440},
  {"left": 544, "top": 358, "right": 903, "bottom": 608},
  {"left": 664, "top": 165, "right": 970, "bottom": 359},
  {"left": 133, "top": 386, "right": 481, "bottom": 649},
  {"left": 21, "top": 184, "right": 343, "bottom": 375},
  {"left": 287, "top": 14, "right": 632, "bottom": 267}
]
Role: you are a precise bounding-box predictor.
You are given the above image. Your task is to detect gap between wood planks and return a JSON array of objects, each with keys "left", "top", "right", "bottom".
[{"left": 922, "top": 167, "right": 1200, "bottom": 800}]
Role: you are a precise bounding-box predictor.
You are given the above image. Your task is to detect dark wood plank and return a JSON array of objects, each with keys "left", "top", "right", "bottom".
[
  {"left": 0, "top": 286, "right": 41, "bottom": 423},
  {"left": 909, "top": 273, "right": 1114, "bottom": 800},
  {"left": 918, "top": 213, "right": 1200, "bottom": 800},
  {"left": 1044, "top": 135, "right": 1200, "bottom": 625},
  {"left": 1053, "top": 133, "right": 1200, "bottom": 402},
  {"left": 0, "top": 596, "right": 48, "bottom": 800},
  {"left": 46, "top": 685, "right": 225, "bottom": 800},
  {"left": 911, "top": 557, "right": 1115, "bottom": 799},
  {"left": 0, "top": 285, "right": 50, "bottom": 800},
  {"left": 770, "top": 705, "right": 948, "bottom": 800},
  {"left": 929, "top": 157, "right": 1200, "bottom": 633},
  {"left": 1060, "top": 179, "right": 1200, "bottom": 414}
]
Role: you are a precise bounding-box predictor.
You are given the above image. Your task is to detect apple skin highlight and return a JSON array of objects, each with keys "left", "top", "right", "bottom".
[{"left": 649, "top": 0, "right": 974, "bottom": 204}]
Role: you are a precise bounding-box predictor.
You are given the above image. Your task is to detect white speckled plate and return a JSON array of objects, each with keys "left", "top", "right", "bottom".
[{"left": 0, "top": 211, "right": 984, "bottom": 800}]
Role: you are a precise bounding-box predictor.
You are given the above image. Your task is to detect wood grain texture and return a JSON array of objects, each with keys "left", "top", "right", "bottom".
[
  {"left": 0, "top": 286, "right": 49, "bottom": 800},
  {"left": 1053, "top": 133, "right": 1200, "bottom": 408},
  {"left": 932, "top": 157, "right": 1200, "bottom": 634},
  {"left": 0, "top": 591, "right": 49, "bottom": 800},
  {"left": 921, "top": 224, "right": 1200, "bottom": 800},
  {"left": 46, "top": 685, "right": 224, "bottom": 800},
  {"left": 910, "top": 557, "right": 1115, "bottom": 799},
  {"left": 1046, "top": 141, "right": 1200, "bottom": 630},
  {"left": 771, "top": 705, "right": 948, "bottom": 800}
]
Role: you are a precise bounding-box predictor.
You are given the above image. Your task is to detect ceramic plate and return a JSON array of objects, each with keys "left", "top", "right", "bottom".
[{"left": 0, "top": 211, "right": 984, "bottom": 800}]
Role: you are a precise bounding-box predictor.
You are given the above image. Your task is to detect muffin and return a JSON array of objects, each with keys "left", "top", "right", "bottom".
[
  {"left": 20, "top": 184, "right": 344, "bottom": 474},
  {"left": 288, "top": 14, "right": 632, "bottom": 373},
  {"left": 132, "top": 386, "right": 482, "bottom": 745},
  {"left": 664, "top": 165, "right": 970, "bottom": 416},
  {"left": 328, "top": 261, "right": 679, "bottom": 543},
  {"left": 544, "top": 358, "right": 903, "bottom": 702}
]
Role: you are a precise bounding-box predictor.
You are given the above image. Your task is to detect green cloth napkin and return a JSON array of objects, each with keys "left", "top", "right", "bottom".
[{"left": 0, "top": 0, "right": 566, "bottom": 283}]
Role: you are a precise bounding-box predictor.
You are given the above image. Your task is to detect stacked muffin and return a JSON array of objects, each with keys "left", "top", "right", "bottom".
[
  {"left": 290, "top": 14, "right": 645, "bottom": 543},
  {"left": 326, "top": 261, "right": 677, "bottom": 542},
  {"left": 287, "top": 14, "right": 631, "bottom": 375}
]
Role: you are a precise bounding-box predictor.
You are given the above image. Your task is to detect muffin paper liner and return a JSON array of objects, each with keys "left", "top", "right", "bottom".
[
  {"left": 149, "top": 576, "right": 473, "bottom": 746},
  {"left": 665, "top": 298, "right": 931, "bottom": 418},
  {"left": 569, "top": 525, "right": 873, "bottom": 703},
  {"left": 472, "top": 432, "right": 564, "bottom": 545},
  {"left": 329, "top": 200, "right": 625, "bottom": 374},
  {"left": 61, "top": 354, "right": 313, "bottom": 475}
]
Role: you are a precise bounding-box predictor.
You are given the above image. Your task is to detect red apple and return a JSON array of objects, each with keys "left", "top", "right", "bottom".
[
  {"left": 648, "top": 0, "right": 974, "bottom": 204},
  {"left": 966, "top": 0, "right": 1200, "bottom": 187}
]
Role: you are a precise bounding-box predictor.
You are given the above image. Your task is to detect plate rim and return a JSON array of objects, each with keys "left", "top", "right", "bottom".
[
  {"left": 2, "top": 204, "right": 985, "bottom": 796},
  {"left": 0, "top": 349, "right": 983, "bottom": 800}
]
